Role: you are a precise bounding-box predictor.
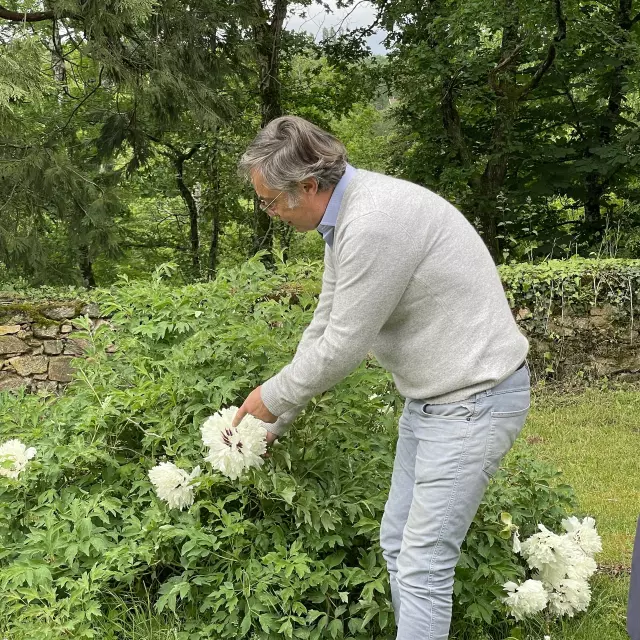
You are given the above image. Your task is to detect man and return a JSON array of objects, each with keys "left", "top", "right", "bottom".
[{"left": 233, "top": 115, "right": 530, "bottom": 640}]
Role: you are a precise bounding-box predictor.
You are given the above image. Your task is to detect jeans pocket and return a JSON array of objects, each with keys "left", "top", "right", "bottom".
[
  {"left": 420, "top": 399, "right": 476, "bottom": 421},
  {"left": 483, "top": 389, "right": 530, "bottom": 477}
]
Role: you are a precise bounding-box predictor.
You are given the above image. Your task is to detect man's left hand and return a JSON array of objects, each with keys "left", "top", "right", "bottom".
[{"left": 232, "top": 386, "right": 277, "bottom": 428}]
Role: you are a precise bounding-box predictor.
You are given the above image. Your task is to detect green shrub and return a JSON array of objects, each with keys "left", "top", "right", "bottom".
[
  {"left": 0, "top": 259, "right": 576, "bottom": 639},
  {"left": 500, "top": 257, "right": 640, "bottom": 324}
]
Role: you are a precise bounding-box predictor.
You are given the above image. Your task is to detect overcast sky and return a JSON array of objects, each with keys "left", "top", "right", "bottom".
[{"left": 285, "top": 1, "right": 388, "bottom": 55}]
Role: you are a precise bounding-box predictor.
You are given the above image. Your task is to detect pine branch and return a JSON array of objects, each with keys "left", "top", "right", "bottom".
[
  {"left": 145, "top": 133, "right": 204, "bottom": 163},
  {"left": 56, "top": 67, "right": 104, "bottom": 134},
  {"left": 0, "top": 4, "right": 78, "bottom": 22}
]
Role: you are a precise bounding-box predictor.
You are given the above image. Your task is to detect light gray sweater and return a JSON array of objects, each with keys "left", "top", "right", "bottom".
[{"left": 261, "top": 170, "right": 529, "bottom": 435}]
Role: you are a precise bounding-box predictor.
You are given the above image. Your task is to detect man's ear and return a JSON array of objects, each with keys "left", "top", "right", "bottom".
[{"left": 300, "top": 177, "right": 319, "bottom": 195}]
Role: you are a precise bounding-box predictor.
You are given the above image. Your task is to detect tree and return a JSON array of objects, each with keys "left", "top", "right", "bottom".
[
  {"left": 377, "top": 0, "right": 568, "bottom": 261},
  {"left": 522, "top": 0, "right": 640, "bottom": 247},
  {"left": 0, "top": 0, "right": 257, "bottom": 284}
]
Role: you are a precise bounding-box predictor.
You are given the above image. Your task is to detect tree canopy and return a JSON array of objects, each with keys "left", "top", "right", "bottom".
[{"left": 1, "top": 0, "right": 640, "bottom": 284}]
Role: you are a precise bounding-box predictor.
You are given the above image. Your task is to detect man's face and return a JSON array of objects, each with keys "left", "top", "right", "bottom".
[{"left": 251, "top": 170, "right": 322, "bottom": 232}]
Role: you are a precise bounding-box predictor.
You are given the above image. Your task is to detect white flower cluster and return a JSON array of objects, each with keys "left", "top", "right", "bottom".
[
  {"left": 503, "top": 517, "right": 602, "bottom": 621},
  {"left": 149, "top": 406, "right": 268, "bottom": 510},
  {"left": 0, "top": 439, "right": 37, "bottom": 479},
  {"left": 201, "top": 407, "right": 267, "bottom": 481},
  {"left": 502, "top": 580, "right": 549, "bottom": 621},
  {"left": 148, "top": 462, "right": 201, "bottom": 511}
]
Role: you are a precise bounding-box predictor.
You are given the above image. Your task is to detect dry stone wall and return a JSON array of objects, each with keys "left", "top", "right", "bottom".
[
  {"left": 521, "top": 304, "right": 640, "bottom": 383},
  {"left": 0, "top": 300, "right": 110, "bottom": 394}
]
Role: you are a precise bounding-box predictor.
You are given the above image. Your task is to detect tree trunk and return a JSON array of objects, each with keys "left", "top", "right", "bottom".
[
  {"left": 471, "top": 4, "right": 520, "bottom": 263},
  {"left": 251, "top": 0, "right": 288, "bottom": 261},
  {"left": 208, "top": 210, "right": 220, "bottom": 280},
  {"left": 51, "top": 20, "right": 68, "bottom": 92},
  {"left": 584, "top": 172, "right": 604, "bottom": 237},
  {"left": 173, "top": 155, "right": 200, "bottom": 277},
  {"left": 78, "top": 244, "right": 96, "bottom": 288},
  {"left": 257, "top": 0, "right": 288, "bottom": 126},
  {"left": 207, "top": 143, "right": 221, "bottom": 280}
]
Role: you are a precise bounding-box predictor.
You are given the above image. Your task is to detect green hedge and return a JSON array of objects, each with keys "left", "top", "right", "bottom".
[{"left": 500, "top": 258, "right": 640, "bottom": 320}]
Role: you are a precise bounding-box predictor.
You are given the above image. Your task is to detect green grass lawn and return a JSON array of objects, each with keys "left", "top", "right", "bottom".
[
  {"left": 512, "top": 388, "right": 639, "bottom": 640},
  {"left": 520, "top": 389, "right": 640, "bottom": 567}
]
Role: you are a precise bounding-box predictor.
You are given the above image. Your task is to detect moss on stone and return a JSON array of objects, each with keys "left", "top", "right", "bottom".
[{"left": 0, "top": 302, "right": 71, "bottom": 326}]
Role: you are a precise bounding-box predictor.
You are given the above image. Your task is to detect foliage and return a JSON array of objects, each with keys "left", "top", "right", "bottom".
[
  {"left": 0, "top": 0, "right": 261, "bottom": 285},
  {"left": 499, "top": 257, "right": 640, "bottom": 331},
  {"left": 5, "top": 0, "right": 640, "bottom": 282},
  {"left": 0, "top": 282, "right": 90, "bottom": 303},
  {"left": 0, "top": 259, "right": 578, "bottom": 639},
  {"left": 376, "top": 0, "right": 640, "bottom": 261},
  {"left": 331, "top": 103, "right": 394, "bottom": 174}
]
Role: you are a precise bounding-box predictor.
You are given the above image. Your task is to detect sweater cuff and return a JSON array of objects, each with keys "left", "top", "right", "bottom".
[
  {"left": 265, "top": 405, "right": 305, "bottom": 437},
  {"left": 261, "top": 377, "right": 297, "bottom": 417},
  {"left": 265, "top": 418, "right": 289, "bottom": 437}
]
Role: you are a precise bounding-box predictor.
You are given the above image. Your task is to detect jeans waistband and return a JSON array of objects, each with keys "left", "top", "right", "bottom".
[{"left": 479, "top": 361, "right": 530, "bottom": 397}]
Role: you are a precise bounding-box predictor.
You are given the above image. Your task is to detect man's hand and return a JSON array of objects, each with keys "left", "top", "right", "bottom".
[
  {"left": 233, "top": 386, "right": 277, "bottom": 426},
  {"left": 233, "top": 386, "right": 279, "bottom": 448}
]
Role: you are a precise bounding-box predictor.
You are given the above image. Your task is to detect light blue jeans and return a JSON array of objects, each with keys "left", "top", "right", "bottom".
[{"left": 380, "top": 364, "right": 531, "bottom": 640}]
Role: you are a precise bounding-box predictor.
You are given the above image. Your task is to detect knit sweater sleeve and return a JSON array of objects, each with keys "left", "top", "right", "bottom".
[
  {"left": 293, "top": 244, "right": 337, "bottom": 357},
  {"left": 262, "top": 247, "right": 337, "bottom": 436},
  {"left": 261, "top": 212, "right": 417, "bottom": 416}
]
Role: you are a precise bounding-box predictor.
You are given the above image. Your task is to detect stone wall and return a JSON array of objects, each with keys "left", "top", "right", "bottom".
[
  {"left": 522, "top": 303, "right": 640, "bottom": 383},
  {"left": 0, "top": 300, "right": 110, "bottom": 394}
]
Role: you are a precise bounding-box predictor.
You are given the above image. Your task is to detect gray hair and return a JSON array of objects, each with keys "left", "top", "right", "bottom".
[{"left": 239, "top": 116, "right": 348, "bottom": 195}]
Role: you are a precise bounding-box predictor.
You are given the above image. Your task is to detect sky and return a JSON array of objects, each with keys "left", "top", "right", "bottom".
[{"left": 285, "top": 1, "right": 388, "bottom": 55}]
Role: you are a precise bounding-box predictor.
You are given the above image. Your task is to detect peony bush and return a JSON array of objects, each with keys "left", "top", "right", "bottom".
[
  {"left": 0, "top": 259, "right": 590, "bottom": 639},
  {"left": 503, "top": 517, "right": 601, "bottom": 621}
]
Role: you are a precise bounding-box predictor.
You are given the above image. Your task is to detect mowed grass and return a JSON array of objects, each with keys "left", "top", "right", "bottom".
[{"left": 517, "top": 388, "right": 640, "bottom": 566}]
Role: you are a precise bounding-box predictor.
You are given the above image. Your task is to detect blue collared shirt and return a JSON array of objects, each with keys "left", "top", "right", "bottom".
[{"left": 316, "top": 163, "right": 356, "bottom": 247}]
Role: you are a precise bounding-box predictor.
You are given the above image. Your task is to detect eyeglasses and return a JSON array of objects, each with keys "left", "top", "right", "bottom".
[{"left": 257, "top": 191, "right": 283, "bottom": 213}]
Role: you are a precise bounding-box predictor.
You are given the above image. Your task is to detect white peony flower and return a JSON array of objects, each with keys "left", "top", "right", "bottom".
[
  {"left": 565, "top": 551, "right": 597, "bottom": 583},
  {"left": 201, "top": 407, "right": 267, "bottom": 480},
  {"left": 547, "top": 578, "right": 591, "bottom": 617},
  {"left": 0, "top": 439, "right": 36, "bottom": 479},
  {"left": 520, "top": 524, "right": 583, "bottom": 585},
  {"left": 562, "top": 516, "right": 602, "bottom": 557},
  {"left": 520, "top": 523, "right": 598, "bottom": 592},
  {"left": 148, "top": 462, "right": 200, "bottom": 510},
  {"left": 503, "top": 579, "right": 549, "bottom": 621}
]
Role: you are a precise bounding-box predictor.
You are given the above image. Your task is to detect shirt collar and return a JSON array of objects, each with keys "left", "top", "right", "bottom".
[{"left": 318, "top": 163, "right": 356, "bottom": 229}]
